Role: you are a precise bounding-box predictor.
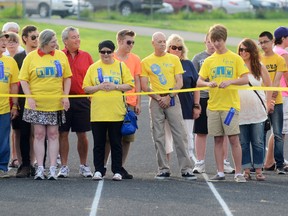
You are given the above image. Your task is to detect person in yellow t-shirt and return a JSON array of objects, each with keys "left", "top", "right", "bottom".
[
  {"left": 141, "top": 32, "right": 196, "bottom": 181},
  {"left": 0, "top": 31, "right": 19, "bottom": 178},
  {"left": 19, "top": 29, "right": 72, "bottom": 181},
  {"left": 258, "top": 31, "right": 288, "bottom": 174},
  {"left": 83, "top": 40, "right": 134, "bottom": 181},
  {"left": 104, "top": 29, "right": 141, "bottom": 179},
  {"left": 197, "top": 24, "right": 249, "bottom": 182}
]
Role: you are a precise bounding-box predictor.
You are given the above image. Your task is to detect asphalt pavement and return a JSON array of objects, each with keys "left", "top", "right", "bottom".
[
  {"left": 1, "top": 98, "right": 288, "bottom": 216},
  {"left": 29, "top": 17, "right": 243, "bottom": 46}
]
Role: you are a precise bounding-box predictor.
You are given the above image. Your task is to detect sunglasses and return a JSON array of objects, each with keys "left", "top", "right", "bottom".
[
  {"left": 170, "top": 45, "right": 183, "bottom": 51},
  {"left": 99, "top": 50, "right": 112, "bottom": 55},
  {"left": 239, "top": 48, "right": 249, "bottom": 53},
  {"left": 30, "top": 35, "right": 39, "bottom": 40},
  {"left": 126, "top": 40, "right": 135, "bottom": 45}
]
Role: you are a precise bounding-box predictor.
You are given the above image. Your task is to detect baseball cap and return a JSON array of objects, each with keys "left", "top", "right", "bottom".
[
  {"left": 0, "top": 30, "right": 9, "bottom": 39},
  {"left": 274, "top": 26, "right": 288, "bottom": 39}
]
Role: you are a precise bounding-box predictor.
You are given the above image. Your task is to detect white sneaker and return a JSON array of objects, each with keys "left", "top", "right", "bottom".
[
  {"left": 34, "top": 167, "right": 45, "bottom": 180},
  {"left": 92, "top": 171, "right": 103, "bottom": 181},
  {"left": 112, "top": 173, "right": 122, "bottom": 181},
  {"left": 224, "top": 161, "right": 235, "bottom": 174},
  {"left": 79, "top": 165, "right": 92, "bottom": 177},
  {"left": 48, "top": 166, "right": 57, "bottom": 180},
  {"left": 57, "top": 165, "right": 69, "bottom": 178},
  {"left": 193, "top": 161, "right": 205, "bottom": 173}
]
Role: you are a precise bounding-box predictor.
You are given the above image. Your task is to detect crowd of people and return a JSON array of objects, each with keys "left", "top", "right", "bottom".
[{"left": 0, "top": 21, "right": 288, "bottom": 182}]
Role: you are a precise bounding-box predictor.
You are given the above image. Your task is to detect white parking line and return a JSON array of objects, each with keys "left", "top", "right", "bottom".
[
  {"left": 89, "top": 180, "right": 104, "bottom": 216},
  {"left": 191, "top": 152, "right": 233, "bottom": 216}
]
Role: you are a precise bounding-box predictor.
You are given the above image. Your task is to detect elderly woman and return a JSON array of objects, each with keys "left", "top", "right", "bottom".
[
  {"left": 4, "top": 32, "right": 22, "bottom": 57},
  {"left": 83, "top": 40, "right": 134, "bottom": 181},
  {"left": 238, "top": 38, "right": 272, "bottom": 181},
  {"left": 164, "top": 34, "right": 200, "bottom": 161},
  {"left": 19, "top": 29, "right": 72, "bottom": 180},
  {"left": 0, "top": 31, "right": 19, "bottom": 178}
]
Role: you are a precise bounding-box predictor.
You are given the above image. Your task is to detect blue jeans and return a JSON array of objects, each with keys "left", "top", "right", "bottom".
[
  {"left": 0, "top": 113, "right": 11, "bottom": 172},
  {"left": 240, "top": 122, "right": 265, "bottom": 169},
  {"left": 265, "top": 104, "right": 284, "bottom": 168}
]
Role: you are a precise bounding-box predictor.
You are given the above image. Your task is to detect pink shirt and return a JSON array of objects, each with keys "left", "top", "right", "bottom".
[{"left": 273, "top": 46, "right": 288, "bottom": 97}]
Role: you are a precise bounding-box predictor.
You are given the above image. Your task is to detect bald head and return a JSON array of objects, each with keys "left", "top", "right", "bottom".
[
  {"left": 152, "top": 32, "right": 166, "bottom": 56},
  {"left": 152, "top": 32, "right": 166, "bottom": 42}
]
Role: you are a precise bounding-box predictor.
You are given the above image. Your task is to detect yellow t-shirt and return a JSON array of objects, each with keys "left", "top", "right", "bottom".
[
  {"left": 83, "top": 59, "right": 134, "bottom": 122},
  {"left": 141, "top": 53, "right": 183, "bottom": 91},
  {"left": 261, "top": 53, "right": 288, "bottom": 104},
  {"left": 18, "top": 50, "right": 72, "bottom": 111},
  {"left": 0, "top": 55, "right": 19, "bottom": 114},
  {"left": 199, "top": 50, "right": 248, "bottom": 111}
]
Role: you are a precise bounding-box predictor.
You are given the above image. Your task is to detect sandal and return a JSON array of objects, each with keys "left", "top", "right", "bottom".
[
  {"left": 264, "top": 163, "right": 275, "bottom": 171},
  {"left": 256, "top": 173, "right": 266, "bottom": 181},
  {"left": 9, "top": 159, "right": 19, "bottom": 168},
  {"left": 244, "top": 172, "right": 252, "bottom": 181}
]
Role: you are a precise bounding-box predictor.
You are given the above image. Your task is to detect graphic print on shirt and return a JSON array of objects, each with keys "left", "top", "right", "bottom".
[
  {"left": 95, "top": 67, "right": 121, "bottom": 85},
  {"left": 151, "top": 64, "right": 167, "bottom": 85},
  {"left": 266, "top": 64, "right": 277, "bottom": 73},
  {"left": 211, "top": 66, "right": 233, "bottom": 80},
  {"left": 0, "top": 62, "right": 9, "bottom": 83}
]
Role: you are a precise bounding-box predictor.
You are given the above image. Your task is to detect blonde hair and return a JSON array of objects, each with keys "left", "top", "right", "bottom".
[
  {"left": 7, "top": 32, "right": 20, "bottom": 43},
  {"left": 166, "top": 34, "right": 188, "bottom": 60}
]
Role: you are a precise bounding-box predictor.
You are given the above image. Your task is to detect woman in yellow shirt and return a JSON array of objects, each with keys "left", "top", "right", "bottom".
[
  {"left": 83, "top": 40, "right": 134, "bottom": 181},
  {"left": 19, "top": 29, "right": 72, "bottom": 180}
]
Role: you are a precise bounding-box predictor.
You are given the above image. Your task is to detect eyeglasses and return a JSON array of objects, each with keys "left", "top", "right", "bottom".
[
  {"left": 170, "top": 45, "right": 183, "bottom": 51},
  {"left": 126, "top": 40, "right": 135, "bottom": 45},
  {"left": 8, "top": 41, "right": 18, "bottom": 45},
  {"left": 258, "top": 40, "right": 271, "bottom": 45},
  {"left": 30, "top": 35, "right": 39, "bottom": 40},
  {"left": 99, "top": 50, "right": 112, "bottom": 55},
  {"left": 239, "top": 48, "right": 249, "bottom": 53}
]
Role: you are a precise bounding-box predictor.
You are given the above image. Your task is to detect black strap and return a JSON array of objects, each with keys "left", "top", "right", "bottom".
[
  {"left": 119, "top": 62, "right": 128, "bottom": 110},
  {"left": 248, "top": 82, "right": 266, "bottom": 110}
]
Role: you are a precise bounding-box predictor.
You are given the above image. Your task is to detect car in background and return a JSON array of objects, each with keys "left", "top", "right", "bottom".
[
  {"left": 72, "top": 0, "right": 93, "bottom": 15},
  {"left": 155, "top": 2, "right": 174, "bottom": 14},
  {"left": 164, "top": 0, "right": 213, "bottom": 13},
  {"left": 87, "top": 0, "right": 163, "bottom": 16},
  {"left": 208, "top": 0, "right": 254, "bottom": 14},
  {"left": 250, "top": 0, "right": 281, "bottom": 10}
]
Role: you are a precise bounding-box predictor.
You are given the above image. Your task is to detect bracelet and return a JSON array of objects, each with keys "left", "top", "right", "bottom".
[
  {"left": 193, "top": 104, "right": 201, "bottom": 109},
  {"left": 12, "top": 105, "right": 18, "bottom": 110}
]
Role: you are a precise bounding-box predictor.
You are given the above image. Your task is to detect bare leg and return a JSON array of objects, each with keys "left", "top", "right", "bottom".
[
  {"left": 59, "top": 131, "right": 69, "bottom": 166},
  {"left": 194, "top": 133, "right": 207, "bottom": 161},
  {"left": 223, "top": 136, "right": 229, "bottom": 160},
  {"left": 228, "top": 135, "right": 242, "bottom": 174},
  {"left": 33, "top": 124, "right": 46, "bottom": 167},
  {"left": 76, "top": 132, "right": 89, "bottom": 165},
  {"left": 47, "top": 125, "right": 59, "bottom": 167},
  {"left": 214, "top": 136, "right": 224, "bottom": 172},
  {"left": 264, "top": 134, "right": 275, "bottom": 168},
  {"left": 122, "top": 141, "right": 130, "bottom": 165}
]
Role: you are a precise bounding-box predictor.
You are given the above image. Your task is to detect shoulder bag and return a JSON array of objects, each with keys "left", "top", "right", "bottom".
[{"left": 248, "top": 82, "right": 271, "bottom": 131}]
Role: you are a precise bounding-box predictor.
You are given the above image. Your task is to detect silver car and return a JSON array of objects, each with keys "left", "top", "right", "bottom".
[{"left": 208, "top": 0, "right": 254, "bottom": 14}]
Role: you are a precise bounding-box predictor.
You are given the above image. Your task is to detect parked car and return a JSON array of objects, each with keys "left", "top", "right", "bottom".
[
  {"left": 250, "top": 0, "right": 281, "bottom": 10},
  {"left": 72, "top": 0, "right": 93, "bottom": 15},
  {"left": 164, "top": 0, "right": 213, "bottom": 13},
  {"left": 87, "top": 0, "right": 163, "bottom": 16},
  {"left": 208, "top": 0, "right": 254, "bottom": 14},
  {"left": 155, "top": 2, "right": 174, "bottom": 14}
]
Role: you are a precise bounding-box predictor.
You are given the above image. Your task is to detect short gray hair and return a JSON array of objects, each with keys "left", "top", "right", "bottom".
[
  {"left": 61, "top": 26, "right": 79, "bottom": 43},
  {"left": 39, "top": 29, "right": 56, "bottom": 49},
  {"left": 2, "top": 22, "right": 20, "bottom": 33}
]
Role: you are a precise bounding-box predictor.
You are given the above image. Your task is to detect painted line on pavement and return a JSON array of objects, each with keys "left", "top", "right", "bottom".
[
  {"left": 191, "top": 152, "right": 233, "bottom": 216},
  {"left": 89, "top": 180, "right": 104, "bottom": 216}
]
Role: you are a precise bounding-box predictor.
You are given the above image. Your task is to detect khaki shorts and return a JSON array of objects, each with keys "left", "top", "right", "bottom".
[{"left": 207, "top": 109, "right": 240, "bottom": 136}]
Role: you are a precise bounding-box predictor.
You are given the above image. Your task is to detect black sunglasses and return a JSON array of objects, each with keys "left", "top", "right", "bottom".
[
  {"left": 99, "top": 50, "right": 112, "bottom": 55},
  {"left": 126, "top": 40, "right": 135, "bottom": 45},
  {"left": 239, "top": 48, "right": 249, "bottom": 53},
  {"left": 170, "top": 45, "right": 183, "bottom": 51},
  {"left": 30, "top": 35, "right": 39, "bottom": 40}
]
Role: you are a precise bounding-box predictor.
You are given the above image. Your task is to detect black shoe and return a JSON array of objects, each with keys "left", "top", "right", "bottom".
[
  {"left": 16, "top": 166, "right": 31, "bottom": 178},
  {"left": 264, "top": 163, "right": 276, "bottom": 171},
  {"left": 30, "top": 165, "right": 36, "bottom": 177},
  {"left": 276, "top": 167, "right": 286, "bottom": 175},
  {"left": 182, "top": 172, "right": 197, "bottom": 180},
  {"left": 121, "top": 167, "right": 133, "bottom": 179},
  {"left": 250, "top": 167, "right": 256, "bottom": 173},
  {"left": 155, "top": 172, "right": 170, "bottom": 180}
]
